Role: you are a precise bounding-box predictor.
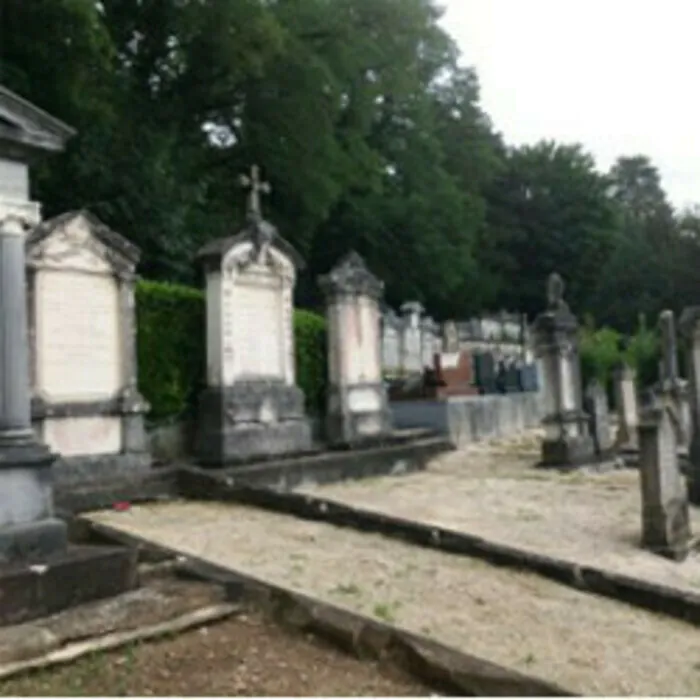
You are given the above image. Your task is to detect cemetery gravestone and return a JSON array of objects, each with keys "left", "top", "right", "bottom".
[
  {"left": 442, "top": 321, "right": 460, "bottom": 354},
  {"left": 584, "top": 380, "right": 615, "bottom": 459},
  {"left": 319, "top": 252, "right": 392, "bottom": 445},
  {"left": 0, "top": 85, "right": 76, "bottom": 561},
  {"left": 638, "top": 395, "right": 692, "bottom": 561},
  {"left": 679, "top": 306, "right": 700, "bottom": 504},
  {"left": 613, "top": 363, "right": 639, "bottom": 451},
  {"left": 534, "top": 273, "right": 594, "bottom": 467},
  {"left": 196, "top": 166, "right": 312, "bottom": 465},
  {"left": 381, "top": 310, "right": 401, "bottom": 376},
  {"left": 26, "top": 212, "right": 151, "bottom": 487},
  {"left": 399, "top": 302, "right": 424, "bottom": 374}
]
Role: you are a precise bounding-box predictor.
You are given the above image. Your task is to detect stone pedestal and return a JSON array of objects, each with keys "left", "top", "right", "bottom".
[
  {"left": 613, "top": 363, "right": 639, "bottom": 451},
  {"left": 534, "top": 273, "right": 594, "bottom": 468},
  {"left": 319, "top": 252, "right": 391, "bottom": 446},
  {"left": 196, "top": 197, "right": 312, "bottom": 467},
  {"left": 638, "top": 398, "right": 692, "bottom": 561},
  {"left": 25, "top": 211, "right": 151, "bottom": 490},
  {"left": 679, "top": 306, "right": 700, "bottom": 504},
  {"left": 0, "top": 216, "right": 66, "bottom": 562},
  {"left": 584, "top": 380, "right": 615, "bottom": 459}
]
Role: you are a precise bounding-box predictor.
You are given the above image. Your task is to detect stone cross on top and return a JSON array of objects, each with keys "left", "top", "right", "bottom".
[{"left": 239, "top": 165, "right": 271, "bottom": 221}]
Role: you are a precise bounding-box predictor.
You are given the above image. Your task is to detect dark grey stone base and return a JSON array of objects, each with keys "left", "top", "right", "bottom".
[
  {"left": 196, "top": 383, "right": 313, "bottom": 467},
  {"left": 0, "top": 430, "right": 55, "bottom": 470},
  {"left": 0, "top": 517, "right": 67, "bottom": 564},
  {"left": 540, "top": 434, "right": 596, "bottom": 468},
  {"left": 642, "top": 500, "right": 693, "bottom": 561},
  {"left": 0, "top": 544, "right": 138, "bottom": 627},
  {"left": 52, "top": 452, "right": 152, "bottom": 490}
]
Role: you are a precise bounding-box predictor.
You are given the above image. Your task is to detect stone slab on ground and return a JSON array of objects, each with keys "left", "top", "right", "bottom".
[
  {"left": 0, "top": 608, "right": 431, "bottom": 697},
  {"left": 0, "top": 576, "right": 225, "bottom": 666},
  {"left": 300, "top": 431, "right": 700, "bottom": 597},
  {"left": 86, "top": 501, "right": 700, "bottom": 696}
]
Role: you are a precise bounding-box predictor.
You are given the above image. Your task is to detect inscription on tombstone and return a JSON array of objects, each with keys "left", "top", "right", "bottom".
[{"left": 26, "top": 210, "right": 150, "bottom": 485}]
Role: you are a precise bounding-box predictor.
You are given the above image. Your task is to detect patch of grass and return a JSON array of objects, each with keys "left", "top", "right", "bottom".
[
  {"left": 373, "top": 601, "right": 401, "bottom": 623},
  {"left": 523, "top": 652, "right": 536, "bottom": 665},
  {"left": 331, "top": 583, "right": 362, "bottom": 597}
]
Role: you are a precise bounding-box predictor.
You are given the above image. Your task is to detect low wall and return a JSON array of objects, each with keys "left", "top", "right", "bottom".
[{"left": 390, "top": 392, "right": 543, "bottom": 449}]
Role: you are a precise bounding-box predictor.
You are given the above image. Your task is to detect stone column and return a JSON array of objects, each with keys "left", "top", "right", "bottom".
[
  {"left": 320, "top": 251, "right": 392, "bottom": 446},
  {"left": 613, "top": 363, "right": 639, "bottom": 451},
  {"left": 638, "top": 396, "right": 692, "bottom": 561},
  {"left": 679, "top": 306, "right": 700, "bottom": 504},
  {"left": 534, "top": 273, "right": 594, "bottom": 468},
  {"left": 0, "top": 216, "right": 65, "bottom": 562},
  {"left": 659, "top": 310, "right": 691, "bottom": 450}
]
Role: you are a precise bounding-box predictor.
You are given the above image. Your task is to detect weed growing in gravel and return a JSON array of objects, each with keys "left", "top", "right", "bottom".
[
  {"left": 373, "top": 601, "right": 401, "bottom": 622},
  {"left": 331, "top": 583, "right": 362, "bottom": 596}
]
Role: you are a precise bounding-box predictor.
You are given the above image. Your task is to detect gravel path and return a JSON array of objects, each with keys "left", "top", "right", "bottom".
[
  {"left": 300, "top": 431, "right": 700, "bottom": 595},
  {"left": 88, "top": 501, "right": 700, "bottom": 696}
]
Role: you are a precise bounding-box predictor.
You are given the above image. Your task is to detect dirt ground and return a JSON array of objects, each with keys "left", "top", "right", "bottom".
[
  {"left": 87, "top": 501, "right": 700, "bottom": 696},
  {"left": 300, "top": 430, "right": 700, "bottom": 595},
  {"left": 0, "top": 610, "right": 431, "bottom": 697}
]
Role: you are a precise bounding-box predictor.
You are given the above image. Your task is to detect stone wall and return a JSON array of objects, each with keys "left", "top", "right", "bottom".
[{"left": 390, "top": 393, "right": 544, "bottom": 449}]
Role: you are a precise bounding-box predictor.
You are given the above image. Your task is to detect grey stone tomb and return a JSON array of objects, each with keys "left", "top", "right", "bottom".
[
  {"left": 196, "top": 165, "right": 312, "bottom": 466},
  {"left": 399, "top": 301, "right": 424, "bottom": 374},
  {"left": 679, "top": 306, "right": 700, "bottom": 504},
  {"left": 659, "top": 310, "right": 692, "bottom": 450},
  {"left": 319, "top": 251, "right": 392, "bottom": 446},
  {"left": 638, "top": 392, "right": 692, "bottom": 561},
  {"left": 442, "top": 320, "right": 460, "bottom": 354},
  {"left": 584, "top": 379, "right": 614, "bottom": 459},
  {"left": 0, "top": 85, "right": 75, "bottom": 561},
  {"left": 534, "top": 273, "right": 594, "bottom": 467},
  {"left": 26, "top": 211, "right": 151, "bottom": 489},
  {"left": 613, "top": 362, "right": 639, "bottom": 451}
]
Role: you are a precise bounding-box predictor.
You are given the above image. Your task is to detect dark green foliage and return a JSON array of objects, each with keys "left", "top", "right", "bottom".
[
  {"left": 294, "top": 310, "right": 328, "bottom": 416},
  {"left": 135, "top": 281, "right": 327, "bottom": 421},
  {"left": 136, "top": 281, "right": 206, "bottom": 421}
]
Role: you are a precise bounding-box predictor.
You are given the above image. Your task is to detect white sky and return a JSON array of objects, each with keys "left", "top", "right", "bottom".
[{"left": 440, "top": 0, "right": 700, "bottom": 210}]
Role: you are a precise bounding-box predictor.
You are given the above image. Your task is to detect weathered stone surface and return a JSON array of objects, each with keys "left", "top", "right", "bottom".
[
  {"left": 196, "top": 166, "right": 312, "bottom": 466},
  {"left": 638, "top": 398, "right": 692, "bottom": 561},
  {"left": 679, "top": 305, "right": 700, "bottom": 504},
  {"left": 584, "top": 380, "right": 615, "bottom": 458},
  {"left": 533, "top": 273, "right": 594, "bottom": 468},
  {"left": 614, "top": 363, "right": 638, "bottom": 450},
  {"left": 320, "top": 252, "right": 392, "bottom": 446}
]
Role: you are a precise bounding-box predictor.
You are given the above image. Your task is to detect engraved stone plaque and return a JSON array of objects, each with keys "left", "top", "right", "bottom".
[{"left": 36, "top": 269, "right": 121, "bottom": 401}]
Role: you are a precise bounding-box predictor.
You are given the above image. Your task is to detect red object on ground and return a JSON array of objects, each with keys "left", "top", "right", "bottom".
[{"left": 113, "top": 501, "right": 131, "bottom": 512}]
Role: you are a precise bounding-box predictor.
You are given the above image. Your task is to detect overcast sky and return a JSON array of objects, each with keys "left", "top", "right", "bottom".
[{"left": 440, "top": 0, "right": 700, "bottom": 210}]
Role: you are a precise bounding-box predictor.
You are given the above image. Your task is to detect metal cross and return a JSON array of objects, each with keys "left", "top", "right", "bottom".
[{"left": 239, "top": 165, "right": 271, "bottom": 219}]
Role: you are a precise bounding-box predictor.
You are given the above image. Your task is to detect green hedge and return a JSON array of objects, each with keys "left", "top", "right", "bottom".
[
  {"left": 136, "top": 280, "right": 327, "bottom": 421},
  {"left": 579, "top": 315, "right": 660, "bottom": 403}
]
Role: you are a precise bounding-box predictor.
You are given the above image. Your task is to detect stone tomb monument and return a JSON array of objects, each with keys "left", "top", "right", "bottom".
[
  {"left": 679, "top": 306, "right": 700, "bottom": 504},
  {"left": 319, "top": 251, "right": 392, "bottom": 445},
  {"left": 534, "top": 273, "right": 594, "bottom": 467},
  {"left": 0, "top": 84, "right": 136, "bottom": 625},
  {"left": 638, "top": 392, "right": 692, "bottom": 561},
  {"left": 584, "top": 379, "right": 615, "bottom": 459},
  {"left": 26, "top": 211, "right": 151, "bottom": 488},
  {"left": 613, "top": 362, "right": 639, "bottom": 451},
  {"left": 196, "top": 166, "right": 312, "bottom": 466}
]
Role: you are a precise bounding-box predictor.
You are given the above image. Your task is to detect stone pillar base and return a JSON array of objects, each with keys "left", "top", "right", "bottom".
[
  {"left": 326, "top": 383, "right": 392, "bottom": 447},
  {"left": 196, "top": 382, "right": 313, "bottom": 467},
  {"left": 0, "top": 517, "right": 67, "bottom": 564},
  {"left": 540, "top": 434, "right": 596, "bottom": 468},
  {"left": 642, "top": 501, "right": 692, "bottom": 561},
  {"left": 0, "top": 432, "right": 66, "bottom": 563}
]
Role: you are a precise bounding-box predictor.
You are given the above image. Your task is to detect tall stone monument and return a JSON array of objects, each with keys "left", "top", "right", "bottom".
[
  {"left": 0, "top": 85, "right": 75, "bottom": 560},
  {"left": 196, "top": 165, "right": 312, "bottom": 466},
  {"left": 679, "top": 306, "right": 700, "bottom": 504},
  {"left": 658, "top": 310, "right": 692, "bottom": 449},
  {"left": 319, "top": 251, "right": 392, "bottom": 445},
  {"left": 534, "top": 273, "right": 594, "bottom": 467},
  {"left": 26, "top": 211, "right": 150, "bottom": 488},
  {"left": 613, "top": 362, "right": 639, "bottom": 451},
  {"left": 638, "top": 392, "right": 692, "bottom": 561}
]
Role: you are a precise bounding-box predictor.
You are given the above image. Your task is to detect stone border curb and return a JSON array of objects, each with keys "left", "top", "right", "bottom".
[
  {"left": 177, "top": 473, "right": 700, "bottom": 627},
  {"left": 77, "top": 519, "right": 574, "bottom": 697}
]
